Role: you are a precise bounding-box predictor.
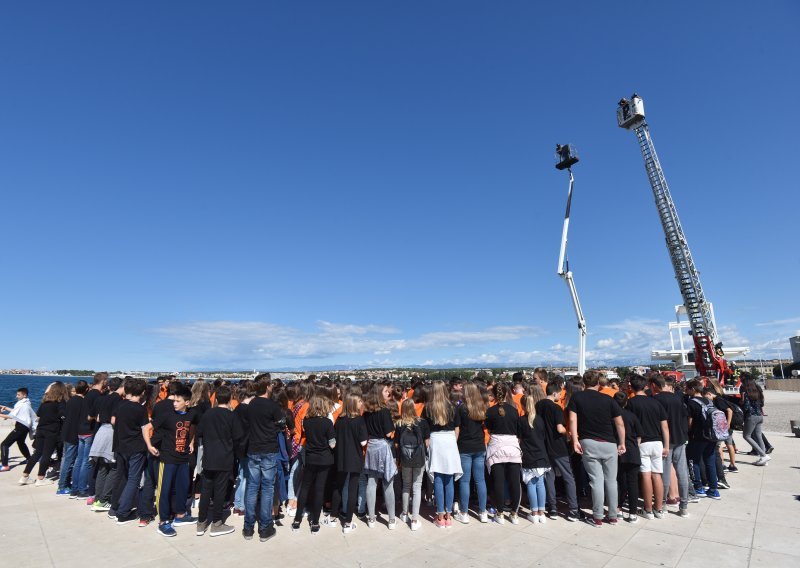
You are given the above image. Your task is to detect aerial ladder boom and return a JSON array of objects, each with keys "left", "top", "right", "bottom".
[
  {"left": 555, "top": 144, "right": 587, "bottom": 375},
  {"left": 617, "top": 95, "right": 729, "bottom": 380}
]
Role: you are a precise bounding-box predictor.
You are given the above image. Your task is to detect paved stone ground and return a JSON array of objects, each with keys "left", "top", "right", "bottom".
[
  {"left": 1, "top": 391, "right": 799, "bottom": 568},
  {"left": 758, "top": 389, "right": 800, "bottom": 433}
]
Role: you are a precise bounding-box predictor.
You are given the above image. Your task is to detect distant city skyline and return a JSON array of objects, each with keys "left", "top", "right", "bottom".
[{"left": 1, "top": 2, "right": 797, "bottom": 370}]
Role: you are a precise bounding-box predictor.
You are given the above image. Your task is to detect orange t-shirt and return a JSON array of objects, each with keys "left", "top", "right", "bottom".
[
  {"left": 294, "top": 401, "right": 309, "bottom": 445},
  {"left": 332, "top": 401, "right": 344, "bottom": 423},
  {"left": 512, "top": 393, "right": 524, "bottom": 415},
  {"left": 556, "top": 390, "right": 567, "bottom": 410},
  {"left": 414, "top": 402, "right": 425, "bottom": 418},
  {"left": 600, "top": 387, "right": 616, "bottom": 397},
  {"left": 229, "top": 399, "right": 239, "bottom": 410}
]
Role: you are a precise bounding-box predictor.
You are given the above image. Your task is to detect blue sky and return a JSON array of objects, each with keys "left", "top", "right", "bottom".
[{"left": 1, "top": 1, "right": 798, "bottom": 371}]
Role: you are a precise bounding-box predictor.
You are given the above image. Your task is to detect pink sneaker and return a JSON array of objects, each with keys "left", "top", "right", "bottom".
[
  {"left": 435, "top": 517, "right": 447, "bottom": 529},
  {"left": 0, "top": 466, "right": 11, "bottom": 472},
  {"left": 445, "top": 516, "right": 453, "bottom": 528},
  {"left": 86, "top": 497, "right": 95, "bottom": 506}
]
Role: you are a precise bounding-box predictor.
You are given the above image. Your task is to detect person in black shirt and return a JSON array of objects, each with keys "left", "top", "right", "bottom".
[
  {"left": 396, "top": 398, "right": 430, "bottom": 530},
  {"left": 685, "top": 379, "right": 719, "bottom": 499},
  {"left": 485, "top": 382, "right": 522, "bottom": 524},
  {"left": 292, "top": 395, "right": 336, "bottom": 533},
  {"left": 82, "top": 372, "right": 107, "bottom": 501},
  {"left": 243, "top": 379, "right": 286, "bottom": 542},
  {"left": 57, "top": 380, "right": 88, "bottom": 495},
  {"left": 21, "top": 382, "right": 67, "bottom": 485},
  {"left": 331, "top": 393, "right": 368, "bottom": 533},
  {"left": 454, "top": 382, "right": 488, "bottom": 524},
  {"left": 626, "top": 375, "right": 669, "bottom": 518},
  {"left": 537, "top": 382, "right": 580, "bottom": 521},
  {"left": 567, "top": 370, "right": 626, "bottom": 526},
  {"left": 518, "top": 388, "right": 550, "bottom": 524},
  {"left": 649, "top": 374, "right": 690, "bottom": 516},
  {"left": 110, "top": 378, "right": 150, "bottom": 525},
  {"left": 88, "top": 376, "right": 124, "bottom": 511},
  {"left": 614, "top": 392, "right": 642, "bottom": 523},
  {"left": 197, "top": 386, "right": 240, "bottom": 537},
  {"left": 146, "top": 383, "right": 197, "bottom": 536}
]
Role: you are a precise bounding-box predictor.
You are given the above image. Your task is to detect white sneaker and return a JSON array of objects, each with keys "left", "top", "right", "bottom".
[
  {"left": 509, "top": 513, "right": 520, "bottom": 525},
  {"left": 761, "top": 455, "right": 772, "bottom": 464},
  {"left": 18, "top": 476, "right": 33, "bottom": 485},
  {"left": 479, "top": 511, "right": 489, "bottom": 523},
  {"left": 455, "top": 512, "right": 470, "bottom": 524},
  {"left": 537, "top": 515, "right": 546, "bottom": 524},
  {"left": 399, "top": 512, "right": 409, "bottom": 524},
  {"left": 644, "top": 511, "right": 654, "bottom": 520},
  {"left": 494, "top": 513, "right": 505, "bottom": 525},
  {"left": 342, "top": 521, "right": 356, "bottom": 534},
  {"left": 527, "top": 513, "right": 537, "bottom": 524},
  {"left": 410, "top": 519, "right": 421, "bottom": 531},
  {"left": 367, "top": 517, "right": 376, "bottom": 529},
  {"left": 286, "top": 506, "right": 297, "bottom": 517},
  {"left": 35, "top": 478, "right": 54, "bottom": 487},
  {"left": 387, "top": 519, "right": 397, "bottom": 530},
  {"left": 322, "top": 514, "right": 338, "bottom": 526}
]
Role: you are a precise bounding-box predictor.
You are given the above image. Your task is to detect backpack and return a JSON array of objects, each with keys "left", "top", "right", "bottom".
[
  {"left": 717, "top": 396, "right": 744, "bottom": 430},
  {"left": 399, "top": 424, "right": 425, "bottom": 468},
  {"left": 693, "top": 399, "right": 729, "bottom": 442}
]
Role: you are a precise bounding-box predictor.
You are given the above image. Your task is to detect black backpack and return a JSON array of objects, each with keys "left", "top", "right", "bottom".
[{"left": 399, "top": 424, "right": 425, "bottom": 468}]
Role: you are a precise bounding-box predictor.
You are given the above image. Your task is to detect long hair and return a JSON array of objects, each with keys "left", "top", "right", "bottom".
[
  {"left": 428, "top": 381, "right": 454, "bottom": 426},
  {"left": 306, "top": 394, "right": 333, "bottom": 418},
  {"left": 524, "top": 384, "right": 546, "bottom": 427},
  {"left": 42, "top": 381, "right": 67, "bottom": 403},
  {"left": 707, "top": 378, "right": 724, "bottom": 396},
  {"left": 342, "top": 393, "right": 362, "bottom": 419},
  {"left": 493, "top": 382, "right": 511, "bottom": 417},
  {"left": 741, "top": 372, "right": 763, "bottom": 403},
  {"left": 189, "top": 380, "right": 211, "bottom": 407},
  {"left": 463, "top": 382, "right": 487, "bottom": 422},
  {"left": 399, "top": 398, "right": 421, "bottom": 427},
  {"left": 363, "top": 382, "right": 387, "bottom": 413}
]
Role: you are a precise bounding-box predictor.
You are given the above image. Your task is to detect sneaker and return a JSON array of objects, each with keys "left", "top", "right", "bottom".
[
  {"left": 537, "top": 515, "right": 546, "bottom": 524},
  {"left": 107, "top": 512, "right": 118, "bottom": 521},
  {"left": 196, "top": 520, "right": 210, "bottom": 535},
  {"left": 34, "top": 478, "right": 54, "bottom": 487},
  {"left": 310, "top": 523, "right": 321, "bottom": 535},
  {"left": 116, "top": 512, "right": 138, "bottom": 525},
  {"left": 73, "top": 491, "right": 89, "bottom": 499},
  {"left": 367, "top": 517, "right": 376, "bottom": 529},
  {"left": 527, "top": 513, "right": 537, "bottom": 523},
  {"left": 18, "top": 475, "right": 33, "bottom": 485},
  {"left": 56, "top": 488, "right": 72, "bottom": 496},
  {"left": 259, "top": 525, "right": 276, "bottom": 542},
  {"left": 678, "top": 508, "right": 689, "bottom": 518},
  {"left": 291, "top": 520, "right": 301, "bottom": 532},
  {"left": 158, "top": 522, "right": 177, "bottom": 537},
  {"left": 587, "top": 517, "right": 603, "bottom": 528},
  {"left": 342, "top": 521, "right": 357, "bottom": 534},
  {"left": 452, "top": 502, "right": 459, "bottom": 513},
  {"left": 233, "top": 508, "right": 245, "bottom": 516},
  {"left": 455, "top": 512, "right": 470, "bottom": 524},
  {"left": 688, "top": 495, "right": 701, "bottom": 503},
  {"left": 654, "top": 510, "right": 664, "bottom": 519},
  {"left": 766, "top": 447, "right": 774, "bottom": 454},
  {"left": 628, "top": 514, "right": 638, "bottom": 524},
  {"left": 487, "top": 506, "right": 497, "bottom": 517},
  {"left": 210, "top": 521, "right": 234, "bottom": 537},
  {"left": 322, "top": 513, "right": 338, "bottom": 527},
  {"left": 727, "top": 465, "right": 739, "bottom": 473},
  {"left": 387, "top": 519, "right": 397, "bottom": 530},
  {"left": 286, "top": 506, "right": 297, "bottom": 518},
  {"left": 399, "top": 512, "right": 409, "bottom": 524},
  {"left": 665, "top": 498, "right": 680, "bottom": 506},
  {"left": 509, "top": 513, "right": 519, "bottom": 525},
  {"left": 0, "top": 466, "right": 10, "bottom": 472},
  {"left": 139, "top": 518, "right": 153, "bottom": 528},
  {"left": 707, "top": 490, "right": 721, "bottom": 500},
  {"left": 435, "top": 517, "right": 447, "bottom": 528},
  {"left": 242, "top": 527, "right": 254, "bottom": 540},
  {"left": 92, "top": 501, "right": 111, "bottom": 512},
  {"left": 547, "top": 510, "right": 558, "bottom": 520},
  {"left": 607, "top": 517, "right": 619, "bottom": 525},
  {"left": 493, "top": 513, "right": 505, "bottom": 525},
  {"left": 717, "top": 480, "right": 730, "bottom": 489},
  {"left": 410, "top": 519, "right": 421, "bottom": 531},
  {"left": 761, "top": 455, "right": 772, "bottom": 464},
  {"left": 644, "top": 510, "right": 654, "bottom": 520},
  {"left": 445, "top": 516, "right": 453, "bottom": 528},
  {"left": 567, "top": 510, "right": 580, "bottom": 522},
  {"left": 695, "top": 488, "right": 707, "bottom": 498},
  {"left": 86, "top": 497, "right": 95, "bottom": 506},
  {"left": 479, "top": 511, "right": 489, "bottom": 523},
  {"left": 172, "top": 515, "right": 197, "bottom": 527}
]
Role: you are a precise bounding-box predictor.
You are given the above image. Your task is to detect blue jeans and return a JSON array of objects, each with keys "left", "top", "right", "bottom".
[
  {"left": 116, "top": 452, "right": 147, "bottom": 518},
  {"left": 525, "top": 473, "right": 547, "bottom": 512},
  {"left": 687, "top": 439, "right": 718, "bottom": 492},
  {"left": 433, "top": 472, "right": 455, "bottom": 514},
  {"left": 234, "top": 457, "right": 248, "bottom": 510},
  {"left": 458, "top": 452, "right": 487, "bottom": 513},
  {"left": 58, "top": 442, "right": 78, "bottom": 491},
  {"left": 245, "top": 452, "right": 279, "bottom": 530},
  {"left": 73, "top": 436, "right": 93, "bottom": 493}
]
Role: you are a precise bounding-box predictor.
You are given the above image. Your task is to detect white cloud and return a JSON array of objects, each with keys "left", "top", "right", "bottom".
[
  {"left": 150, "top": 320, "right": 544, "bottom": 367},
  {"left": 755, "top": 316, "right": 800, "bottom": 327}
]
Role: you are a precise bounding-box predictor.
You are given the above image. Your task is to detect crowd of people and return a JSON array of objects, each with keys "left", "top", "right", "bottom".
[{"left": 0, "top": 368, "right": 772, "bottom": 542}]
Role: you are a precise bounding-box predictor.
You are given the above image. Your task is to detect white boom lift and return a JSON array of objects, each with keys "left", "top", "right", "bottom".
[{"left": 555, "top": 144, "right": 587, "bottom": 375}]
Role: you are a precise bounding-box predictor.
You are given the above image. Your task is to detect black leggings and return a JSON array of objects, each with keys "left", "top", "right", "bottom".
[
  {"left": 617, "top": 462, "right": 640, "bottom": 514},
  {"left": 24, "top": 434, "right": 58, "bottom": 477},
  {"left": 490, "top": 462, "right": 521, "bottom": 513},
  {"left": 294, "top": 463, "right": 330, "bottom": 525},
  {"left": 1, "top": 423, "right": 31, "bottom": 466},
  {"left": 331, "top": 470, "right": 360, "bottom": 524},
  {"left": 199, "top": 469, "right": 230, "bottom": 523}
]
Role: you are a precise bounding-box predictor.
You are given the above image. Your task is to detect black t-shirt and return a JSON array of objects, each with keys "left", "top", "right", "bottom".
[
  {"left": 517, "top": 414, "right": 549, "bottom": 469},
  {"left": 197, "top": 406, "right": 241, "bottom": 472},
  {"left": 626, "top": 395, "right": 668, "bottom": 443},
  {"left": 687, "top": 397, "right": 708, "bottom": 441},
  {"left": 98, "top": 393, "right": 122, "bottom": 425},
  {"left": 61, "top": 396, "right": 85, "bottom": 444},
  {"left": 619, "top": 408, "right": 642, "bottom": 465},
  {"left": 485, "top": 403, "right": 520, "bottom": 436},
  {"left": 245, "top": 397, "right": 286, "bottom": 455},
  {"left": 36, "top": 401, "right": 65, "bottom": 438},
  {"left": 535, "top": 398, "right": 568, "bottom": 458},
  {"left": 335, "top": 416, "right": 368, "bottom": 473},
  {"left": 653, "top": 392, "right": 689, "bottom": 446},
  {"left": 153, "top": 409, "right": 197, "bottom": 464},
  {"left": 363, "top": 408, "right": 394, "bottom": 439},
  {"left": 302, "top": 416, "right": 336, "bottom": 466},
  {"left": 80, "top": 389, "right": 102, "bottom": 435},
  {"left": 454, "top": 405, "right": 485, "bottom": 454},
  {"left": 422, "top": 405, "right": 456, "bottom": 432},
  {"left": 233, "top": 403, "right": 250, "bottom": 459},
  {"left": 112, "top": 400, "right": 149, "bottom": 455},
  {"left": 567, "top": 389, "right": 621, "bottom": 444}
]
